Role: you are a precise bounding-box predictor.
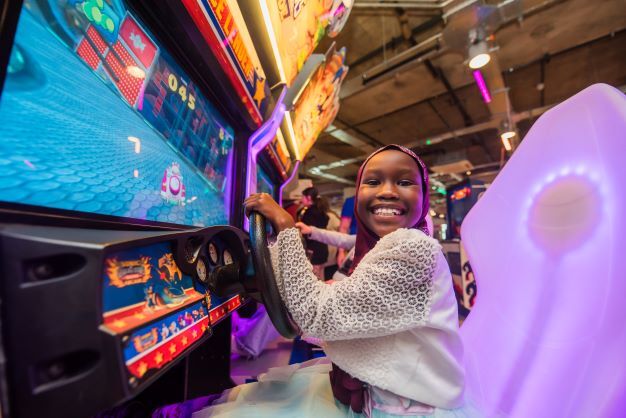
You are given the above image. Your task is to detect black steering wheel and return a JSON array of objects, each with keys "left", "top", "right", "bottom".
[{"left": 248, "top": 212, "right": 300, "bottom": 338}]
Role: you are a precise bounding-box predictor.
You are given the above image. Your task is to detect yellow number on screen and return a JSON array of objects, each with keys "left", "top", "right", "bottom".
[
  {"left": 168, "top": 73, "right": 178, "bottom": 91},
  {"left": 178, "top": 85, "right": 187, "bottom": 102}
]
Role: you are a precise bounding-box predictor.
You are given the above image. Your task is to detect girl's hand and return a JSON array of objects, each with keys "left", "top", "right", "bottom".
[
  {"left": 244, "top": 193, "right": 295, "bottom": 232},
  {"left": 295, "top": 222, "right": 312, "bottom": 235}
]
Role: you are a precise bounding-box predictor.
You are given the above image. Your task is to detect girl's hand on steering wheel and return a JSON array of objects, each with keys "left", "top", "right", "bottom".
[
  {"left": 295, "top": 222, "right": 312, "bottom": 235},
  {"left": 244, "top": 193, "right": 295, "bottom": 232}
]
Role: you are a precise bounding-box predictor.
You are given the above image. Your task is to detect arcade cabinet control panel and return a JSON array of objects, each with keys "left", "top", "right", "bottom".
[{"left": 0, "top": 224, "right": 254, "bottom": 418}]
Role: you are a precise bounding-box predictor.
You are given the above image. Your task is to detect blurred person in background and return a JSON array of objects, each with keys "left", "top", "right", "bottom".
[
  {"left": 338, "top": 195, "right": 357, "bottom": 266},
  {"left": 283, "top": 196, "right": 301, "bottom": 222},
  {"left": 320, "top": 196, "right": 341, "bottom": 280},
  {"left": 298, "top": 187, "right": 329, "bottom": 279}
]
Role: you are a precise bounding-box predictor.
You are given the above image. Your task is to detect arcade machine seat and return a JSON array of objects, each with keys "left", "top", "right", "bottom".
[{"left": 460, "top": 84, "right": 626, "bottom": 418}]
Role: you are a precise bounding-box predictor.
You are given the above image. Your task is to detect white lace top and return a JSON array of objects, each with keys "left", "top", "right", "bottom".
[{"left": 269, "top": 227, "right": 465, "bottom": 409}]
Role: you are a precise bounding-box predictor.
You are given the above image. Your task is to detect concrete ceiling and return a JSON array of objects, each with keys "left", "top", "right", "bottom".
[{"left": 305, "top": 0, "right": 626, "bottom": 214}]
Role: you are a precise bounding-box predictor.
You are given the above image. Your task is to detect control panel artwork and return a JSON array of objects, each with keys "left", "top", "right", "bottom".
[{"left": 102, "top": 240, "right": 242, "bottom": 386}]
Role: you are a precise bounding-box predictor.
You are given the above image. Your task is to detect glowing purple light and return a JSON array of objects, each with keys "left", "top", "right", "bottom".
[
  {"left": 244, "top": 88, "right": 288, "bottom": 230},
  {"left": 278, "top": 160, "right": 300, "bottom": 207},
  {"left": 472, "top": 70, "right": 491, "bottom": 103},
  {"left": 460, "top": 84, "right": 626, "bottom": 417}
]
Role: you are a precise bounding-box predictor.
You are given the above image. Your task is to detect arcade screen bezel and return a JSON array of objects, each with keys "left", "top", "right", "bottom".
[{"left": 0, "top": 0, "right": 253, "bottom": 231}]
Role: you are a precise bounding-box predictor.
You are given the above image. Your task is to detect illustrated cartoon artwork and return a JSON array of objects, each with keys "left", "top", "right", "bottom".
[
  {"left": 169, "top": 320, "right": 179, "bottom": 335},
  {"left": 292, "top": 47, "right": 348, "bottom": 157},
  {"left": 144, "top": 283, "right": 165, "bottom": 310},
  {"left": 133, "top": 327, "right": 158, "bottom": 353},
  {"left": 278, "top": 0, "right": 291, "bottom": 20},
  {"left": 160, "top": 323, "right": 170, "bottom": 340},
  {"left": 148, "top": 252, "right": 189, "bottom": 307},
  {"left": 160, "top": 162, "right": 186, "bottom": 205},
  {"left": 106, "top": 256, "right": 152, "bottom": 288},
  {"left": 327, "top": 0, "right": 353, "bottom": 37},
  {"left": 177, "top": 314, "right": 186, "bottom": 329},
  {"left": 272, "top": 0, "right": 352, "bottom": 85},
  {"left": 158, "top": 253, "right": 183, "bottom": 285}
]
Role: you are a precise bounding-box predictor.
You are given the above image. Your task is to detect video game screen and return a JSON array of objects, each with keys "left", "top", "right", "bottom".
[
  {"left": 256, "top": 165, "right": 274, "bottom": 197},
  {"left": 0, "top": 0, "right": 235, "bottom": 227}
]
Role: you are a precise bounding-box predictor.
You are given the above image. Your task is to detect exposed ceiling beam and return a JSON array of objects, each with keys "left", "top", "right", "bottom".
[
  {"left": 310, "top": 87, "right": 626, "bottom": 184},
  {"left": 325, "top": 124, "right": 378, "bottom": 153},
  {"left": 343, "top": 0, "right": 568, "bottom": 100},
  {"left": 342, "top": 27, "right": 625, "bottom": 131},
  {"left": 348, "top": 14, "right": 444, "bottom": 68}
]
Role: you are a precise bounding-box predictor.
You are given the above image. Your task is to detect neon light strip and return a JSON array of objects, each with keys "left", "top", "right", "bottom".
[
  {"left": 278, "top": 160, "right": 300, "bottom": 206},
  {"left": 473, "top": 70, "right": 491, "bottom": 103},
  {"left": 245, "top": 88, "right": 287, "bottom": 197},
  {"left": 259, "top": 0, "right": 287, "bottom": 84},
  {"left": 243, "top": 88, "right": 288, "bottom": 230},
  {"left": 284, "top": 111, "right": 301, "bottom": 160}
]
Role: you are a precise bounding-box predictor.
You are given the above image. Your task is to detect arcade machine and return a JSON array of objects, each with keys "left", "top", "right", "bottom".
[
  {"left": 0, "top": 0, "right": 291, "bottom": 416},
  {"left": 0, "top": 1, "right": 353, "bottom": 417},
  {"left": 441, "top": 179, "right": 486, "bottom": 318}
]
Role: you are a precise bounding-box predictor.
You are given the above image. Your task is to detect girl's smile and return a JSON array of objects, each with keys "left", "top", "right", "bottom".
[{"left": 357, "top": 150, "right": 424, "bottom": 238}]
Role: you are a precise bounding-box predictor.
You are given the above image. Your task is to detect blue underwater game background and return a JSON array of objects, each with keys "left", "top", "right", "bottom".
[{"left": 0, "top": 1, "right": 236, "bottom": 227}]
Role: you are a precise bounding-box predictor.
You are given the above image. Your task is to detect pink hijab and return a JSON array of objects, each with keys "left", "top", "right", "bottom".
[{"left": 349, "top": 144, "right": 430, "bottom": 273}]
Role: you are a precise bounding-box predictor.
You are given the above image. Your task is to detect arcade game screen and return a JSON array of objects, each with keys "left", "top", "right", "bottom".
[
  {"left": 0, "top": 0, "right": 235, "bottom": 227},
  {"left": 256, "top": 165, "right": 274, "bottom": 197}
]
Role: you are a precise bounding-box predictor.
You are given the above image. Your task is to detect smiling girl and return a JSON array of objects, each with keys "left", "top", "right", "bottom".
[{"left": 198, "top": 145, "right": 477, "bottom": 418}]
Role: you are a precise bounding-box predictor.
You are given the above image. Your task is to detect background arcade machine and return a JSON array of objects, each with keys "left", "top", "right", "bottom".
[
  {"left": 0, "top": 0, "right": 283, "bottom": 416},
  {"left": 441, "top": 179, "right": 486, "bottom": 319}
]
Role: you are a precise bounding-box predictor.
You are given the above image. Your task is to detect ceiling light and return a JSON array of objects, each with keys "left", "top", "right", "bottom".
[
  {"left": 501, "top": 136, "right": 512, "bottom": 151},
  {"left": 438, "top": 214, "right": 445, "bottom": 219},
  {"left": 500, "top": 118, "right": 516, "bottom": 152},
  {"left": 472, "top": 70, "right": 491, "bottom": 103},
  {"left": 466, "top": 171, "right": 472, "bottom": 176},
  {"left": 500, "top": 131, "right": 516, "bottom": 140},
  {"left": 429, "top": 209, "right": 436, "bottom": 217},
  {"left": 468, "top": 40, "right": 491, "bottom": 69}
]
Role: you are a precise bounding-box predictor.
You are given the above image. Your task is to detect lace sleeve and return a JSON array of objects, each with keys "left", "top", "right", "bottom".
[
  {"left": 273, "top": 228, "right": 438, "bottom": 341},
  {"left": 268, "top": 240, "right": 284, "bottom": 298}
]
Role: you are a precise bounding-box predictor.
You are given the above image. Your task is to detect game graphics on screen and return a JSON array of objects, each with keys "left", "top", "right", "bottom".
[{"left": 0, "top": 0, "right": 236, "bottom": 226}]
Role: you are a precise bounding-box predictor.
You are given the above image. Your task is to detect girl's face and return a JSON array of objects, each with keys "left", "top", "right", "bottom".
[{"left": 356, "top": 150, "right": 424, "bottom": 238}]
